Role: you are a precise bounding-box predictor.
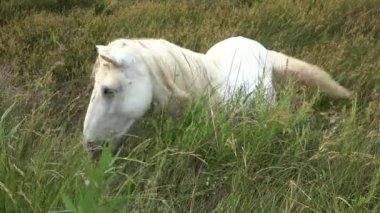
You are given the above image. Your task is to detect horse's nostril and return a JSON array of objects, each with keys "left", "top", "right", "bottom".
[
  {"left": 85, "top": 141, "right": 104, "bottom": 161},
  {"left": 90, "top": 148, "right": 103, "bottom": 161}
]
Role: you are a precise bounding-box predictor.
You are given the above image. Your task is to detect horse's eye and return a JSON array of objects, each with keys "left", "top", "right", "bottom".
[{"left": 102, "top": 86, "right": 116, "bottom": 96}]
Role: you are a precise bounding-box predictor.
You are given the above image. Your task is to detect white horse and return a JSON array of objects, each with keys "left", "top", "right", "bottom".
[{"left": 83, "top": 36, "right": 351, "bottom": 160}]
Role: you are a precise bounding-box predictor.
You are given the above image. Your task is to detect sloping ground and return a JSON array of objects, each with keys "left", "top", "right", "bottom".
[{"left": 0, "top": 0, "right": 379, "bottom": 212}]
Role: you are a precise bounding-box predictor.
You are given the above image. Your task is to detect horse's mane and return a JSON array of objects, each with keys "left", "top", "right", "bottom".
[{"left": 106, "top": 38, "right": 219, "bottom": 107}]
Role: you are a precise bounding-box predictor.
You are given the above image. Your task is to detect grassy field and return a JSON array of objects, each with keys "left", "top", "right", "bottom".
[{"left": 0, "top": 0, "right": 379, "bottom": 212}]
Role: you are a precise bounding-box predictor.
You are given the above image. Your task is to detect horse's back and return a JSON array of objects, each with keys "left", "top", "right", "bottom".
[{"left": 206, "top": 36, "right": 275, "bottom": 101}]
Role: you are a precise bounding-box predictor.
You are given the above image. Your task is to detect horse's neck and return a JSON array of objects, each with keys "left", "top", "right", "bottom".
[
  {"left": 175, "top": 46, "right": 218, "bottom": 83},
  {"left": 148, "top": 42, "right": 218, "bottom": 110}
]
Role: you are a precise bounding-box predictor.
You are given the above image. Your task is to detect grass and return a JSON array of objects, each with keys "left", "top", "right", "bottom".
[{"left": 0, "top": 0, "right": 379, "bottom": 212}]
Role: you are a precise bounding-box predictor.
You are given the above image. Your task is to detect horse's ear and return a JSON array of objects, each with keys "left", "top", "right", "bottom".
[
  {"left": 96, "top": 45, "right": 107, "bottom": 54},
  {"left": 96, "top": 45, "right": 121, "bottom": 67},
  {"left": 99, "top": 54, "right": 121, "bottom": 67},
  {"left": 96, "top": 45, "right": 134, "bottom": 67}
]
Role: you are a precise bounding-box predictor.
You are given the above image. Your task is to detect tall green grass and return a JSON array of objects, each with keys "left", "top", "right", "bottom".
[{"left": 0, "top": 0, "right": 379, "bottom": 212}]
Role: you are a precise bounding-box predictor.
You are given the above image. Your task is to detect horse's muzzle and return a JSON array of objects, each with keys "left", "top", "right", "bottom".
[
  {"left": 85, "top": 139, "right": 124, "bottom": 161},
  {"left": 85, "top": 141, "right": 104, "bottom": 161}
]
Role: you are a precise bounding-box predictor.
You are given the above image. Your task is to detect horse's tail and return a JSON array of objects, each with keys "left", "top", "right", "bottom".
[{"left": 269, "top": 50, "right": 351, "bottom": 98}]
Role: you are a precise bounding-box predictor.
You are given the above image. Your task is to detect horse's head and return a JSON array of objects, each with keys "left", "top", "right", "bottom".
[{"left": 83, "top": 40, "right": 153, "bottom": 160}]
